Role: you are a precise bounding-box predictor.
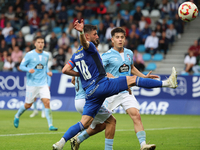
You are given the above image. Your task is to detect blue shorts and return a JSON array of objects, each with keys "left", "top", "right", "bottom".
[{"left": 82, "top": 76, "right": 128, "bottom": 118}]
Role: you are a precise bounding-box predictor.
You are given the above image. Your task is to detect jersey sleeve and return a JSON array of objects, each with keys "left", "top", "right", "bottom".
[
  {"left": 19, "top": 53, "right": 31, "bottom": 72},
  {"left": 130, "top": 51, "right": 134, "bottom": 65},
  {"left": 67, "top": 54, "right": 75, "bottom": 68},
  {"left": 101, "top": 52, "right": 110, "bottom": 67},
  {"left": 86, "top": 42, "right": 98, "bottom": 53}
]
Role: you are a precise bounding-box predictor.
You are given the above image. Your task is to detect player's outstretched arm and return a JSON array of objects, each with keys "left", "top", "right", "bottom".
[
  {"left": 62, "top": 64, "right": 80, "bottom": 76},
  {"left": 73, "top": 19, "right": 90, "bottom": 50}
]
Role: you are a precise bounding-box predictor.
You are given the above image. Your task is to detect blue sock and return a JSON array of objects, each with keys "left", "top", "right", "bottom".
[
  {"left": 136, "top": 131, "right": 146, "bottom": 145},
  {"left": 63, "top": 122, "right": 85, "bottom": 142},
  {"left": 15, "top": 105, "right": 26, "bottom": 118},
  {"left": 77, "top": 129, "right": 90, "bottom": 143},
  {"left": 136, "top": 77, "right": 162, "bottom": 88},
  {"left": 45, "top": 108, "right": 52, "bottom": 127},
  {"left": 33, "top": 102, "right": 37, "bottom": 110},
  {"left": 105, "top": 138, "right": 114, "bottom": 150}
]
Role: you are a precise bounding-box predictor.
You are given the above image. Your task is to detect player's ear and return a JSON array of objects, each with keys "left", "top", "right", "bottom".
[{"left": 111, "top": 37, "right": 114, "bottom": 43}]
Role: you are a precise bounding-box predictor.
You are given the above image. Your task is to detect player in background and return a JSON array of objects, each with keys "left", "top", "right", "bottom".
[
  {"left": 29, "top": 75, "right": 51, "bottom": 118},
  {"left": 52, "top": 20, "right": 177, "bottom": 150},
  {"left": 13, "top": 36, "right": 58, "bottom": 131}
]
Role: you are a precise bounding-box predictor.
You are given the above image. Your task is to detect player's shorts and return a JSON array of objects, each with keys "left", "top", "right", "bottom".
[
  {"left": 75, "top": 99, "right": 112, "bottom": 129},
  {"left": 83, "top": 76, "right": 128, "bottom": 118},
  {"left": 25, "top": 85, "right": 50, "bottom": 104},
  {"left": 103, "top": 92, "right": 140, "bottom": 111}
]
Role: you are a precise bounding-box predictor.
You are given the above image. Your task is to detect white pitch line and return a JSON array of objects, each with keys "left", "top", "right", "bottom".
[{"left": 0, "top": 127, "right": 200, "bottom": 137}]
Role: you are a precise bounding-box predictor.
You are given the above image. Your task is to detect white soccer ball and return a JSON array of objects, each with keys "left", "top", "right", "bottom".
[{"left": 178, "top": 1, "right": 198, "bottom": 22}]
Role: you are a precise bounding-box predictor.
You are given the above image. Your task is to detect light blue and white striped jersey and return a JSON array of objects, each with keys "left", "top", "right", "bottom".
[
  {"left": 20, "top": 49, "right": 49, "bottom": 86},
  {"left": 102, "top": 48, "right": 133, "bottom": 77},
  {"left": 74, "top": 67, "right": 86, "bottom": 100}
]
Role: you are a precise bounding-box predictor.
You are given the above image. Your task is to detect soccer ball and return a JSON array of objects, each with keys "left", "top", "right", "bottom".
[{"left": 178, "top": 2, "right": 198, "bottom": 22}]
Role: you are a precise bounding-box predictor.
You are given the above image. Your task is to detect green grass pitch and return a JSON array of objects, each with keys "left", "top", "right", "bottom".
[{"left": 0, "top": 110, "right": 200, "bottom": 150}]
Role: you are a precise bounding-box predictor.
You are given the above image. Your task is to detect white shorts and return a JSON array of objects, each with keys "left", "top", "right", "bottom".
[
  {"left": 25, "top": 85, "right": 51, "bottom": 104},
  {"left": 75, "top": 99, "right": 112, "bottom": 129},
  {"left": 103, "top": 92, "right": 140, "bottom": 111}
]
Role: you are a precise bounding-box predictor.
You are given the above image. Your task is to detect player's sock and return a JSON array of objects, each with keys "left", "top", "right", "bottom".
[
  {"left": 105, "top": 138, "right": 114, "bottom": 150},
  {"left": 58, "top": 137, "right": 66, "bottom": 147},
  {"left": 77, "top": 129, "right": 90, "bottom": 143},
  {"left": 162, "top": 80, "right": 170, "bottom": 87},
  {"left": 136, "top": 131, "right": 146, "bottom": 148},
  {"left": 45, "top": 108, "right": 53, "bottom": 127},
  {"left": 63, "top": 122, "right": 85, "bottom": 142},
  {"left": 33, "top": 102, "right": 37, "bottom": 110},
  {"left": 15, "top": 105, "right": 26, "bottom": 118},
  {"left": 136, "top": 77, "right": 162, "bottom": 88}
]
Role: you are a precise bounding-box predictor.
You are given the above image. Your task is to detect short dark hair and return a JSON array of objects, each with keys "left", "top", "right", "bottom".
[
  {"left": 111, "top": 27, "right": 126, "bottom": 37},
  {"left": 34, "top": 36, "right": 44, "bottom": 42},
  {"left": 84, "top": 24, "right": 97, "bottom": 33}
]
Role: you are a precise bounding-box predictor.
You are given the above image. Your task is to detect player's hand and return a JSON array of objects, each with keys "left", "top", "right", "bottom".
[
  {"left": 29, "top": 69, "right": 35, "bottom": 73},
  {"left": 145, "top": 71, "right": 159, "bottom": 79},
  {"left": 74, "top": 19, "right": 84, "bottom": 32},
  {"left": 107, "top": 73, "right": 115, "bottom": 78},
  {"left": 47, "top": 72, "right": 53, "bottom": 77}
]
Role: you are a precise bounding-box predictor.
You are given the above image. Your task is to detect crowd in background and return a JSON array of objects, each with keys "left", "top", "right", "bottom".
[{"left": 0, "top": 0, "right": 199, "bottom": 73}]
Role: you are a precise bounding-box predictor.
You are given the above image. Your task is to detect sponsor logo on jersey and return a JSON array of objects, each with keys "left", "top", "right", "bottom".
[
  {"left": 119, "top": 64, "right": 129, "bottom": 73},
  {"left": 75, "top": 53, "right": 84, "bottom": 59}
]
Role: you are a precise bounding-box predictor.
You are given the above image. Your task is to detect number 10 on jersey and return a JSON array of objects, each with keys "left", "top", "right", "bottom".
[{"left": 76, "top": 60, "right": 92, "bottom": 80}]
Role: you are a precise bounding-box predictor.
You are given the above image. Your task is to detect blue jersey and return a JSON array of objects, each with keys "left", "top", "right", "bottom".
[
  {"left": 102, "top": 48, "right": 133, "bottom": 77},
  {"left": 20, "top": 49, "right": 49, "bottom": 86},
  {"left": 74, "top": 68, "right": 86, "bottom": 100},
  {"left": 69, "top": 42, "right": 106, "bottom": 89}
]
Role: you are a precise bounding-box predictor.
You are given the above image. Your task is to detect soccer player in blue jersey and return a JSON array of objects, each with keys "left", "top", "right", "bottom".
[
  {"left": 13, "top": 36, "right": 58, "bottom": 131},
  {"left": 52, "top": 20, "right": 177, "bottom": 150}
]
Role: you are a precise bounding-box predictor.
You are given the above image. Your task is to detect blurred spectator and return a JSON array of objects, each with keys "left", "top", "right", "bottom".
[
  {"left": 39, "top": 5, "right": 48, "bottom": 19},
  {"left": 5, "top": 30, "right": 16, "bottom": 46},
  {"left": 66, "top": 22, "right": 78, "bottom": 43},
  {"left": 24, "top": 0, "right": 33, "bottom": 12},
  {"left": 105, "top": 22, "right": 115, "bottom": 43},
  {"left": 97, "top": 1, "right": 107, "bottom": 20},
  {"left": 107, "top": 0, "right": 117, "bottom": 16},
  {"left": 119, "top": 0, "right": 133, "bottom": 12},
  {"left": 166, "top": 24, "right": 176, "bottom": 45},
  {"left": 48, "top": 8, "right": 56, "bottom": 30},
  {"left": 3, "top": 54, "right": 15, "bottom": 71},
  {"left": 121, "top": 10, "right": 130, "bottom": 23},
  {"left": 2, "top": 50, "right": 8, "bottom": 62},
  {"left": 14, "top": 0, "right": 24, "bottom": 11},
  {"left": 161, "top": 19, "right": 168, "bottom": 32},
  {"left": 114, "top": 13, "right": 125, "bottom": 27},
  {"left": 0, "top": 14, "right": 6, "bottom": 29},
  {"left": 2, "top": 22, "right": 13, "bottom": 38},
  {"left": 193, "top": 53, "right": 200, "bottom": 74},
  {"left": 16, "top": 31, "right": 26, "bottom": 50},
  {"left": 41, "top": 13, "right": 51, "bottom": 31},
  {"left": 10, "top": 38, "right": 18, "bottom": 50},
  {"left": 22, "top": 46, "right": 31, "bottom": 58},
  {"left": 0, "top": 56, "right": 4, "bottom": 71},
  {"left": 158, "top": 0, "right": 170, "bottom": 19},
  {"left": 173, "top": 14, "right": 184, "bottom": 39},
  {"left": 45, "top": 0, "right": 55, "bottom": 11},
  {"left": 155, "top": 23, "right": 162, "bottom": 38},
  {"left": 103, "top": 14, "right": 113, "bottom": 29},
  {"left": 49, "top": 32, "right": 58, "bottom": 53},
  {"left": 141, "top": 23, "right": 151, "bottom": 43},
  {"left": 13, "top": 56, "right": 22, "bottom": 72},
  {"left": 29, "top": 12, "right": 40, "bottom": 34},
  {"left": 11, "top": 46, "right": 23, "bottom": 63},
  {"left": 14, "top": 7, "right": 25, "bottom": 30},
  {"left": 0, "top": 40, "right": 8, "bottom": 54},
  {"left": 127, "top": 31, "right": 140, "bottom": 50},
  {"left": 169, "top": 0, "right": 180, "bottom": 19},
  {"left": 159, "top": 31, "right": 169, "bottom": 58},
  {"left": 5, "top": 6, "right": 15, "bottom": 28},
  {"left": 51, "top": 47, "right": 65, "bottom": 70},
  {"left": 126, "top": 16, "right": 137, "bottom": 29},
  {"left": 84, "top": 0, "right": 97, "bottom": 18},
  {"left": 34, "top": 0, "right": 44, "bottom": 13},
  {"left": 0, "top": 29, "right": 4, "bottom": 43},
  {"left": 98, "top": 22, "right": 106, "bottom": 43},
  {"left": 188, "top": 40, "right": 200, "bottom": 57},
  {"left": 57, "top": 6, "right": 68, "bottom": 29},
  {"left": 139, "top": 16, "right": 146, "bottom": 31},
  {"left": 74, "top": 0, "right": 85, "bottom": 15},
  {"left": 133, "top": 49, "right": 145, "bottom": 72},
  {"left": 55, "top": 0, "right": 64, "bottom": 13},
  {"left": 134, "top": 6, "right": 143, "bottom": 24},
  {"left": 58, "top": 32, "right": 70, "bottom": 52},
  {"left": 72, "top": 40, "right": 79, "bottom": 54},
  {"left": 121, "top": 24, "right": 129, "bottom": 37},
  {"left": 145, "top": 30, "right": 159, "bottom": 56},
  {"left": 27, "top": 4, "right": 37, "bottom": 21},
  {"left": 184, "top": 51, "right": 196, "bottom": 73},
  {"left": 66, "top": 47, "right": 73, "bottom": 63}
]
